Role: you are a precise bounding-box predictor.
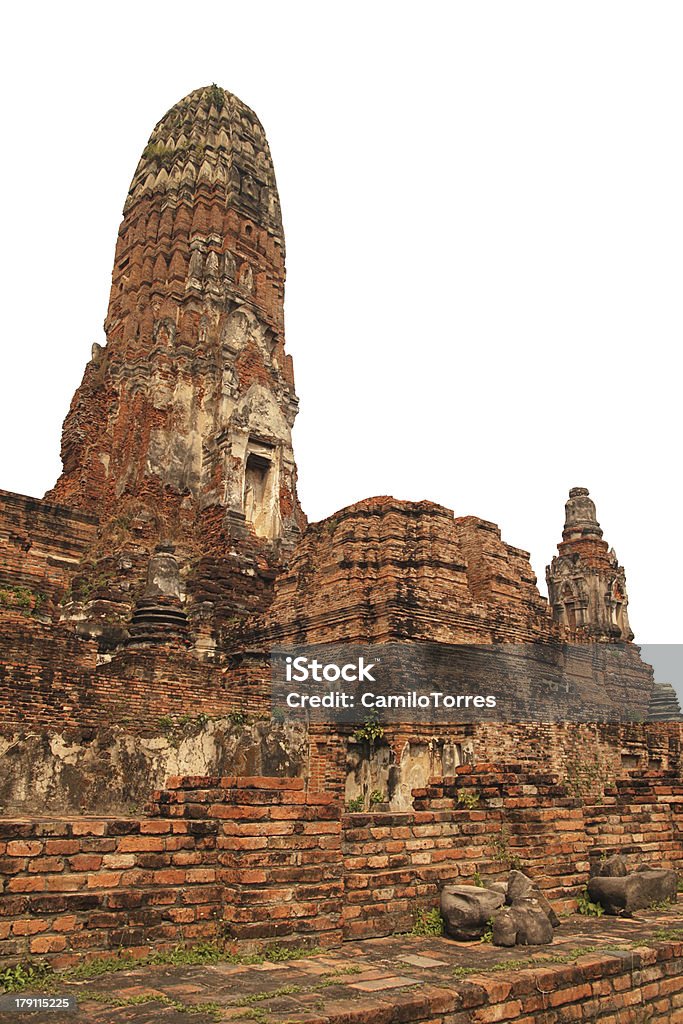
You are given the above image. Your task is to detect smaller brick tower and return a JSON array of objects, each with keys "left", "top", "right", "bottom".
[{"left": 546, "top": 487, "right": 633, "bottom": 640}]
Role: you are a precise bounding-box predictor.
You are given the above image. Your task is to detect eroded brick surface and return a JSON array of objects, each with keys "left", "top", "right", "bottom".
[{"left": 5, "top": 907, "right": 683, "bottom": 1023}]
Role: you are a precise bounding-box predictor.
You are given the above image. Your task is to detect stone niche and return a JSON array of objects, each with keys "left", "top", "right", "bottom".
[
  {"left": 345, "top": 735, "right": 474, "bottom": 811},
  {"left": 243, "top": 438, "right": 278, "bottom": 539}
]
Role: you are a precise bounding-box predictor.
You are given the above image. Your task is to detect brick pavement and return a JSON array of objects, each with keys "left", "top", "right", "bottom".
[{"left": 3, "top": 902, "right": 683, "bottom": 1023}]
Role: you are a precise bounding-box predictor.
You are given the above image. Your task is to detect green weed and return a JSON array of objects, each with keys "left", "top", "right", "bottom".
[
  {"left": 577, "top": 889, "right": 604, "bottom": 917},
  {"left": 411, "top": 908, "right": 444, "bottom": 937}
]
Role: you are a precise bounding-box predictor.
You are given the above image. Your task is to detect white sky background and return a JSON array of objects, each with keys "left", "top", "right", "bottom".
[{"left": 1, "top": 2, "right": 681, "bottom": 682}]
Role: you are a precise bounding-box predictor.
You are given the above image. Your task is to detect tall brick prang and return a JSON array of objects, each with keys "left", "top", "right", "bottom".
[{"left": 47, "top": 85, "right": 304, "bottom": 550}]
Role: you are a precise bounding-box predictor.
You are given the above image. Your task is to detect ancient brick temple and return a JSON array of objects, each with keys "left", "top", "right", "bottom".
[{"left": 1, "top": 85, "right": 682, "bottom": 968}]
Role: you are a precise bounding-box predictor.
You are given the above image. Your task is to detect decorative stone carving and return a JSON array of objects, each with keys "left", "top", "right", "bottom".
[
  {"left": 205, "top": 251, "right": 220, "bottom": 283},
  {"left": 187, "top": 246, "right": 205, "bottom": 288},
  {"left": 240, "top": 262, "right": 254, "bottom": 293},
  {"left": 152, "top": 318, "right": 176, "bottom": 348},
  {"left": 222, "top": 309, "right": 250, "bottom": 353},
  {"left": 223, "top": 250, "right": 236, "bottom": 281},
  {"left": 546, "top": 487, "right": 633, "bottom": 640}
]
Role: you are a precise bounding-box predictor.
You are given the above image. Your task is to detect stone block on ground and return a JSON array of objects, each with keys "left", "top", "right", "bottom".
[
  {"left": 507, "top": 897, "right": 555, "bottom": 945},
  {"left": 594, "top": 854, "right": 628, "bottom": 878},
  {"left": 440, "top": 884, "right": 504, "bottom": 941},
  {"left": 491, "top": 906, "right": 517, "bottom": 947},
  {"left": 505, "top": 869, "right": 560, "bottom": 928},
  {"left": 587, "top": 869, "right": 677, "bottom": 915}
]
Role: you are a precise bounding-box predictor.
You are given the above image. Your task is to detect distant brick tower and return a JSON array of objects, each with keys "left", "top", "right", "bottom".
[
  {"left": 546, "top": 487, "right": 633, "bottom": 640},
  {"left": 47, "top": 85, "right": 304, "bottom": 549}
]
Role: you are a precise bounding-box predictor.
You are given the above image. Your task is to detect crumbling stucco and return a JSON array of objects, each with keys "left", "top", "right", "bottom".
[{"left": 0, "top": 717, "right": 307, "bottom": 815}]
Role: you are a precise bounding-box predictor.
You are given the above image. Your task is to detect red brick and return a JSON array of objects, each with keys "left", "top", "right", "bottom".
[
  {"left": 185, "top": 868, "right": 216, "bottom": 883},
  {"left": 6, "top": 841, "right": 43, "bottom": 857},
  {"left": 86, "top": 871, "right": 122, "bottom": 889},
  {"left": 45, "top": 840, "right": 81, "bottom": 855},
  {"left": 28, "top": 856, "right": 65, "bottom": 873},
  {"left": 30, "top": 935, "right": 67, "bottom": 954},
  {"left": 102, "top": 854, "right": 136, "bottom": 869},
  {"left": 118, "top": 836, "right": 166, "bottom": 853},
  {"left": 139, "top": 821, "right": 174, "bottom": 834},
  {"left": 69, "top": 854, "right": 103, "bottom": 871},
  {"left": 12, "top": 919, "right": 50, "bottom": 936},
  {"left": 152, "top": 869, "right": 186, "bottom": 885},
  {"left": 7, "top": 876, "right": 45, "bottom": 893},
  {"left": 71, "top": 822, "right": 107, "bottom": 837},
  {"left": 53, "top": 915, "right": 80, "bottom": 933},
  {"left": 237, "top": 777, "right": 303, "bottom": 790}
]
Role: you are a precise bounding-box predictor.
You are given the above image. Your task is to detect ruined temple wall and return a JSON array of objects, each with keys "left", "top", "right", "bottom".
[
  {"left": 0, "top": 813, "right": 222, "bottom": 969},
  {"left": 1, "top": 603, "right": 680, "bottom": 815},
  {"left": 345, "top": 721, "right": 683, "bottom": 812},
  {"left": 256, "top": 498, "right": 560, "bottom": 646},
  {"left": 0, "top": 621, "right": 305, "bottom": 815},
  {"left": 467, "top": 721, "right": 683, "bottom": 796},
  {"left": 0, "top": 490, "right": 98, "bottom": 610},
  {"left": 0, "top": 716, "right": 308, "bottom": 817},
  {"left": 344, "top": 763, "right": 683, "bottom": 941},
  {"left": 0, "top": 621, "right": 271, "bottom": 735},
  {"left": 470, "top": 722, "right": 683, "bottom": 801},
  {"left": 3, "top": 766, "right": 683, "bottom": 966},
  {"left": 148, "top": 776, "right": 343, "bottom": 944},
  {"left": 0, "top": 777, "right": 343, "bottom": 968},
  {"left": 453, "top": 516, "right": 548, "bottom": 616},
  {"left": 584, "top": 771, "right": 683, "bottom": 873},
  {"left": 403, "top": 951, "right": 683, "bottom": 1024},
  {"left": 343, "top": 764, "right": 590, "bottom": 940},
  {"left": 45, "top": 87, "right": 305, "bottom": 546},
  {"left": 1, "top": 592, "right": 679, "bottom": 818}
]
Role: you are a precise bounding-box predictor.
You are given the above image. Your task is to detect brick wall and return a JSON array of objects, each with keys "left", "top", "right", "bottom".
[
  {"left": 585, "top": 769, "right": 683, "bottom": 873},
  {"left": 0, "top": 623, "right": 272, "bottom": 733},
  {"left": 3, "top": 766, "right": 683, "bottom": 966},
  {"left": 413, "top": 765, "right": 590, "bottom": 903},
  {"left": 423, "top": 945, "right": 683, "bottom": 1023},
  {"left": 0, "top": 815, "right": 220, "bottom": 969},
  {"left": 468, "top": 721, "right": 683, "bottom": 797},
  {"left": 342, "top": 763, "right": 589, "bottom": 940},
  {"left": 0, "top": 777, "right": 343, "bottom": 968},
  {"left": 148, "top": 776, "right": 343, "bottom": 944},
  {"left": 253, "top": 499, "right": 555, "bottom": 646},
  {"left": 0, "top": 490, "right": 98, "bottom": 610}
]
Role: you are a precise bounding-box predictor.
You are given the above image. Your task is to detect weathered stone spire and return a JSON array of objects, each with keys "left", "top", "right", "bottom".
[
  {"left": 47, "top": 85, "right": 304, "bottom": 547},
  {"left": 546, "top": 487, "right": 633, "bottom": 640},
  {"left": 648, "top": 682, "right": 683, "bottom": 721}
]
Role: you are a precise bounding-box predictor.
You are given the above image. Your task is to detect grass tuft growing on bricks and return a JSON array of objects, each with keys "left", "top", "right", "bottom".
[{"left": 0, "top": 941, "right": 324, "bottom": 994}]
